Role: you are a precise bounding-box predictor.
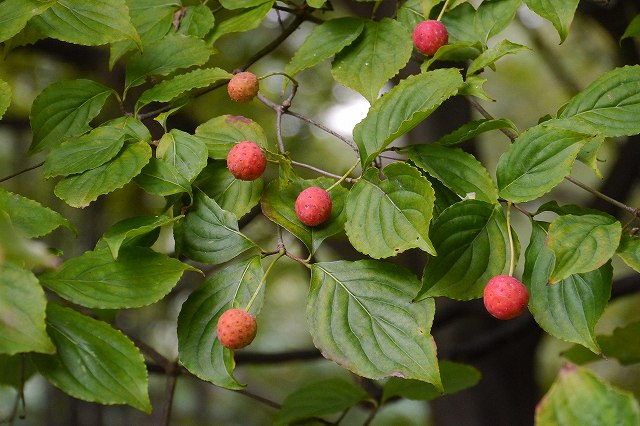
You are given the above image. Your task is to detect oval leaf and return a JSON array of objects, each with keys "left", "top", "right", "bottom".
[
  {"left": 0, "top": 262, "right": 55, "bottom": 355},
  {"left": 286, "top": 17, "right": 364, "bottom": 77},
  {"left": 177, "top": 256, "right": 263, "bottom": 389},
  {"left": 275, "top": 378, "right": 370, "bottom": 426},
  {"left": 31, "top": 303, "right": 151, "bottom": 413},
  {"left": 353, "top": 68, "right": 463, "bottom": 166},
  {"left": 206, "top": 1, "right": 273, "bottom": 45},
  {"left": 617, "top": 233, "right": 640, "bottom": 273},
  {"left": 345, "top": 162, "right": 436, "bottom": 258},
  {"left": 40, "top": 247, "right": 196, "bottom": 309},
  {"left": 31, "top": 0, "right": 140, "bottom": 47},
  {"left": 467, "top": 39, "right": 530, "bottom": 75},
  {"left": 525, "top": 0, "right": 579, "bottom": 43},
  {"left": 101, "top": 215, "right": 183, "bottom": 259},
  {"left": 43, "top": 127, "right": 126, "bottom": 178},
  {"left": 416, "top": 200, "right": 514, "bottom": 301},
  {"left": 332, "top": 18, "right": 412, "bottom": 103},
  {"left": 409, "top": 143, "right": 498, "bottom": 203},
  {"left": 523, "top": 221, "right": 611, "bottom": 354},
  {"left": 125, "top": 33, "right": 212, "bottom": 93},
  {"left": 308, "top": 260, "right": 442, "bottom": 389},
  {"left": 195, "top": 115, "right": 268, "bottom": 159},
  {"left": 174, "top": 190, "right": 256, "bottom": 264},
  {"left": 194, "top": 161, "right": 263, "bottom": 219},
  {"left": 0, "top": 188, "right": 73, "bottom": 238},
  {"left": 133, "top": 157, "right": 192, "bottom": 197},
  {"left": 29, "top": 79, "right": 114, "bottom": 153},
  {"left": 535, "top": 365, "right": 640, "bottom": 426},
  {"left": 436, "top": 118, "right": 518, "bottom": 146},
  {"left": 547, "top": 214, "right": 621, "bottom": 283},
  {"left": 497, "top": 125, "right": 591, "bottom": 202},
  {"left": 54, "top": 141, "right": 152, "bottom": 208},
  {"left": 558, "top": 65, "right": 640, "bottom": 137},
  {"left": 156, "top": 129, "right": 209, "bottom": 183},
  {"left": 0, "top": 0, "right": 55, "bottom": 44}
]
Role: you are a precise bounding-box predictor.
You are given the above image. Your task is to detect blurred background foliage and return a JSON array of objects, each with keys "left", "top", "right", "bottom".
[{"left": 0, "top": 0, "right": 639, "bottom": 425}]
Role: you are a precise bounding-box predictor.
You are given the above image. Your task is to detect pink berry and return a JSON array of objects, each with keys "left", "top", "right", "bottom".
[
  {"left": 226, "top": 141, "right": 266, "bottom": 181},
  {"left": 216, "top": 308, "right": 257, "bottom": 350},
  {"left": 295, "top": 186, "right": 332, "bottom": 227},
  {"left": 483, "top": 275, "right": 529, "bottom": 320},
  {"left": 227, "top": 72, "right": 259, "bottom": 102},
  {"left": 412, "top": 20, "right": 448, "bottom": 56}
]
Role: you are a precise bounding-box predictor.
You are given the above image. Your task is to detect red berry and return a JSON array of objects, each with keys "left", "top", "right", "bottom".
[
  {"left": 412, "top": 20, "right": 448, "bottom": 56},
  {"left": 483, "top": 275, "right": 529, "bottom": 320},
  {"left": 295, "top": 186, "right": 332, "bottom": 227},
  {"left": 216, "top": 308, "right": 257, "bottom": 350},
  {"left": 227, "top": 72, "right": 259, "bottom": 102},
  {"left": 226, "top": 141, "right": 266, "bottom": 181}
]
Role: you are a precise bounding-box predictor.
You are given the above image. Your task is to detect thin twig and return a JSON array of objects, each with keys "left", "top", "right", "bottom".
[
  {"left": 466, "top": 97, "right": 518, "bottom": 141},
  {"left": 291, "top": 160, "right": 355, "bottom": 181},
  {"left": 160, "top": 371, "right": 178, "bottom": 426},
  {"left": 565, "top": 175, "right": 639, "bottom": 217},
  {"left": 236, "top": 389, "right": 282, "bottom": 410},
  {"left": 0, "top": 161, "right": 44, "bottom": 183},
  {"left": 286, "top": 109, "right": 360, "bottom": 154}
]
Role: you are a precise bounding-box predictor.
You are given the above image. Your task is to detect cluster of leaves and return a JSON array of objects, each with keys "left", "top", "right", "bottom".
[{"left": 1, "top": 0, "right": 640, "bottom": 424}]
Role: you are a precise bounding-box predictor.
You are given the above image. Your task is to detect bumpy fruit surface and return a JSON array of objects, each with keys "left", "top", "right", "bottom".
[
  {"left": 483, "top": 275, "right": 529, "bottom": 320},
  {"left": 295, "top": 186, "right": 332, "bottom": 227},
  {"left": 226, "top": 141, "right": 266, "bottom": 181},
  {"left": 227, "top": 71, "right": 259, "bottom": 102},
  {"left": 216, "top": 308, "right": 257, "bottom": 350},
  {"left": 412, "top": 20, "right": 448, "bottom": 56}
]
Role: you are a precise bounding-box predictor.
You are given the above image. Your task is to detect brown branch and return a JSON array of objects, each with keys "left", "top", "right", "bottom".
[{"left": 0, "top": 161, "right": 44, "bottom": 183}]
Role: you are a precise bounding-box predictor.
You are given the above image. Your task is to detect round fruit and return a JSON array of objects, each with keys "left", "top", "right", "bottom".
[
  {"left": 483, "top": 275, "right": 529, "bottom": 320},
  {"left": 226, "top": 141, "right": 266, "bottom": 181},
  {"left": 227, "top": 71, "right": 259, "bottom": 102},
  {"left": 295, "top": 186, "right": 332, "bottom": 227},
  {"left": 412, "top": 20, "right": 449, "bottom": 56},
  {"left": 216, "top": 308, "right": 257, "bottom": 350}
]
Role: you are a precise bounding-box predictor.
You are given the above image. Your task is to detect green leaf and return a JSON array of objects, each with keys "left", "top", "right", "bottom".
[
  {"left": 467, "top": 39, "right": 530, "bottom": 75},
  {"left": 156, "top": 129, "right": 209, "bottom": 183},
  {"left": 136, "top": 67, "right": 231, "bottom": 113},
  {"left": 421, "top": 41, "right": 483, "bottom": 71},
  {"left": 397, "top": 0, "right": 427, "bottom": 33},
  {"left": 31, "top": 0, "right": 140, "bottom": 47},
  {"left": 29, "top": 79, "right": 114, "bottom": 153},
  {"left": 101, "top": 215, "right": 182, "bottom": 259},
  {"left": 40, "top": 247, "right": 195, "bottom": 309},
  {"left": 577, "top": 135, "right": 605, "bottom": 178},
  {"left": 523, "top": 221, "right": 611, "bottom": 353},
  {"left": 565, "top": 322, "right": 640, "bottom": 366},
  {"left": 31, "top": 303, "right": 151, "bottom": 413},
  {"left": 177, "top": 5, "right": 215, "bottom": 38},
  {"left": 0, "top": 79, "right": 11, "bottom": 120},
  {"left": 307, "top": 0, "right": 326, "bottom": 8},
  {"left": 332, "top": 18, "right": 412, "bottom": 103},
  {"left": 535, "top": 365, "right": 640, "bottom": 426},
  {"left": 219, "top": 0, "right": 271, "bottom": 9},
  {"left": 409, "top": 144, "right": 498, "bottom": 203},
  {"left": 525, "top": 0, "right": 580, "bottom": 43},
  {"left": 195, "top": 115, "right": 268, "bottom": 159},
  {"left": 0, "top": 262, "right": 55, "bottom": 355},
  {"left": 275, "top": 378, "right": 370, "bottom": 426},
  {"left": 416, "top": 200, "right": 514, "bottom": 300},
  {"left": 206, "top": 1, "right": 273, "bottom": 46},
  {"left": 308, "top": 260, "right": 442, "bottom": 389},
  {"left": 473, "top": 0, "right": 522, "bottom": 44},
  {"left": 0, "top": 0, "right": 55, "bottom": 43},
  {"left": 174, "top": 190, "right": 256, "bottom": 264},
  {"left": 124, "top": 33, "right": 212, "bottom": 93},
  {"left": 261, "top": 177, "right": 347, "bottom": 255},
  {"left": 430, "top": 177, "right": 461, "bottom": 220},
  {"left": 558, "top": 65, "right": 640, "bottom": 137},
  {"left": 0, "top": 188, "right": 73, "bottom": 238},
  {"left": 458, "top": 74, "right": 493, "bottom": 101},
  {"left": 382, "top": 360, "right": 481, "bottom": 402},
  {"left": 353, "top": 68, "right": 463, "bottom": 166},
  {"left": 621, "top": 15, "right": 640, "bottom": 40},
  {"left": 43, "top": 127, "right": 126, "bottom": 178},
  {"left": 436, "top": 118, "right": 518, "bottom": 146},
  {"left": 617, "top": 232, "right": 640, "bottom": 273},
  {"left": 177, "top": 256, "right": 263, "bottom": 389},
  {"left": 285, "top": 17, "right": 364, "bottom": 78},
  {"left": 194, "top": 161, "right": 263, "bottom": 219},
  {"left": 108, "top": 0, "right": 178, "bottom": 69},
  {"left": 345, "top": 162, "right": 436, "bottom": 258},
  {"left": 102, "top": 115, "right": 152, "bottom": 144},
  {"left": 54, "top": 141, "right": 152, "bottom": 208},
  {"left": 496, "top": 125, "right": 591, "bottom": 202},
  {"left": 133, "top": 157, "right": 192, "bottom": 197},
  {"left": 547, "top": 214, "right": 621, "bottom": 283}
]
